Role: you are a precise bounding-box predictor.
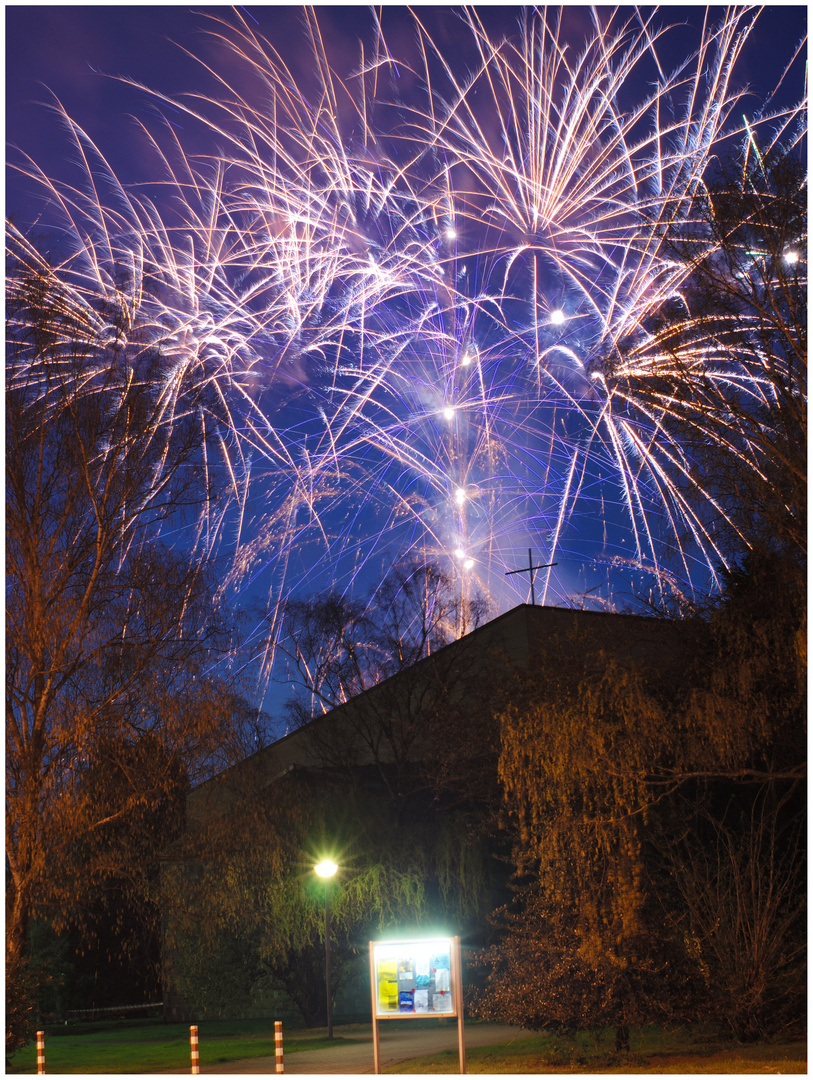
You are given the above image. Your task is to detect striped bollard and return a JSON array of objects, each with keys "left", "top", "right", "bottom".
[
  {"left": 274, "top": 1020, "right": 284, "bottom": 1073},
  {"left": 190, "top": 1025, "right": 200, "bottom": 1074},
  {"left": 37, "top": 1030, "right": 45, "bottom": 1074}
]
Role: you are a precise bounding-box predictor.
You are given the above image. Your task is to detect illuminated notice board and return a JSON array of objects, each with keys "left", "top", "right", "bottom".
[{"left": 369, "top": 937, "right": 458, "bottom": 1018}]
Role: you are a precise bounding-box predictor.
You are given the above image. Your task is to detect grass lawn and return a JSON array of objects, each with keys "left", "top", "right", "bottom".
[
  {"left": 6, "top": 1017, "right": 349, "bottom": 1074},
  {"left": 386, "top": 1025, "right": 807, "bottom": 1074},
  {"left": 7, "top": 1018, "right": 806, "bottom": 1074}
]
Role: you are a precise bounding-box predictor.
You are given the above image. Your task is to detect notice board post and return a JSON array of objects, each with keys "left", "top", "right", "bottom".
[{"left": 369, "top": 935, "right": 465, "bottom": 1074}]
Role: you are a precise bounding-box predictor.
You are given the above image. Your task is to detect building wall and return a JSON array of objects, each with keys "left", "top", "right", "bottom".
[
  {"left": 187, "top": 604, "right": 690, "bottom": 823},
  {"left": 164, "top": 604, "right": 695, "bottom": 1022}
]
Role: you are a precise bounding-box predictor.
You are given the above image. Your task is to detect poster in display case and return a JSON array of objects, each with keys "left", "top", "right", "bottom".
[
  {"left": 368, "top": 935, "right": 465, "bottom": 1073},
  {"left": 370, "top": 937, "right": 457, "bottom": 1017}
]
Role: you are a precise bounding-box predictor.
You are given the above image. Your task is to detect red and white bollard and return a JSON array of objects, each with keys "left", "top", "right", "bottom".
[
  {"left": 36, "top": 1030, "right": 45, "bottom": 1074},
  {"left": 274, "top": 1020, "right": 284, "bottom": 1074},
  {"left": 190, "top": 1025, "right": 200, "bottom": 1074}
]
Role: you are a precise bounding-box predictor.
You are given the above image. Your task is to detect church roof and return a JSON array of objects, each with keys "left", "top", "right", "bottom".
[{"left": 186, "top": 603, "right": 693, "bottom": 823}]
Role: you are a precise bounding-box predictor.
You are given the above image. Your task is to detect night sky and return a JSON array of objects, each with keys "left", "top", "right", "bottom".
[
  {"left": 6, "top": 5, "right": 807, "bottom": 224},
  {"left": 5, "top": 6, "right": 808, "bottom": 718}
]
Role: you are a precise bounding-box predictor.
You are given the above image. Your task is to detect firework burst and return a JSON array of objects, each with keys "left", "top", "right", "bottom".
[{"left": 7, "top": 6, "right": 806, "bottom": 696}]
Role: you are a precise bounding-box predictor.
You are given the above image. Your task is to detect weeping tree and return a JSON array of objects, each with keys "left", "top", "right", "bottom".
[
  {"left": 163, "top": 559, "right": 509, "bottom": 1024},
  {"left": 474, "top": 633, "right": 702, "bottom": 1050},
  {"left": 474, "top": 552, "right": 805, "bottom": 1045},
  {"left": 162, "top": 766, "right": 494, "bottom": 1025}
]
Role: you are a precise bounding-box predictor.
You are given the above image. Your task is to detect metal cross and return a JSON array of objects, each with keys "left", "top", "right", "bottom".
[{"left": 505, "top": 549, "right": 557, "bottom": 606}]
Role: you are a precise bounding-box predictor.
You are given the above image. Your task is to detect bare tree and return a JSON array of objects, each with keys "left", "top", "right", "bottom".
[
  {"left": 666, "top": 785, "right": 806, "bottom": 1040},
  {"left": 6, "top": 250, "right": 250, "bottom": 1049},
  {"left": 278, "top": 561, "right": 495, "bottom": 819},
  {"left": 606, "top": 146, "right": 806, "bottom": 564}
]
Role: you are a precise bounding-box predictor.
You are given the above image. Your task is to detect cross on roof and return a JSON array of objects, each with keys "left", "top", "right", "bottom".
[{"left": 505, "top": 549, "right": 557, "bottom": 606}]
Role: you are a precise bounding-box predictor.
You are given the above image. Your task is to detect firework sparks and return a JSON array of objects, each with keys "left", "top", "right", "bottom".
[{"left": 6, "top": 6, "right": 806, "bottom": 697}]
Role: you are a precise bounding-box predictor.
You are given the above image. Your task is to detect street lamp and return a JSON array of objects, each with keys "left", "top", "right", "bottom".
[{"left": 314, "top": 859, "right": 338, "bottom": 1038}]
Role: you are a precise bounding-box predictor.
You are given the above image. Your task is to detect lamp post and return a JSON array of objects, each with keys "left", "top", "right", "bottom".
[{"left": 314, "top": 859, "right": 338, "bottom": 1038}]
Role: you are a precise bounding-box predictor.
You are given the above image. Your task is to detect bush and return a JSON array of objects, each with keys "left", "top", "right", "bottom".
[{"left": 6, "top": 952, "right": 37, "bottom": 1059}]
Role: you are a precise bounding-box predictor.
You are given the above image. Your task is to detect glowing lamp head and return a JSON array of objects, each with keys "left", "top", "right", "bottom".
[
  {"left": 550, "top": 308, "right": 566, "bottom": 325},
  {"left": 315, "top": 859, "right": 338, "bottom": 878},
  {"left": 785, "top": 250, "right": 799, "bottom": 264}
]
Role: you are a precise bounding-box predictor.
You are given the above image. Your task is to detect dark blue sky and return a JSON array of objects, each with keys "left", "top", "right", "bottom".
[{"left": 6, "top": 5, "right": 807, "bottom": 224}]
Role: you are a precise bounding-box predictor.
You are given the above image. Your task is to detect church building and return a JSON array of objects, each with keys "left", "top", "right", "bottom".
[{"left": 162, "top": 603, "right": 692, "bottom": 1023}]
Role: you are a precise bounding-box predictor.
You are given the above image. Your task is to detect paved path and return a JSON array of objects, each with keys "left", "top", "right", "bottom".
[{"left": 161, "top": 1022, "right": 528, "bottom": 1074}]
